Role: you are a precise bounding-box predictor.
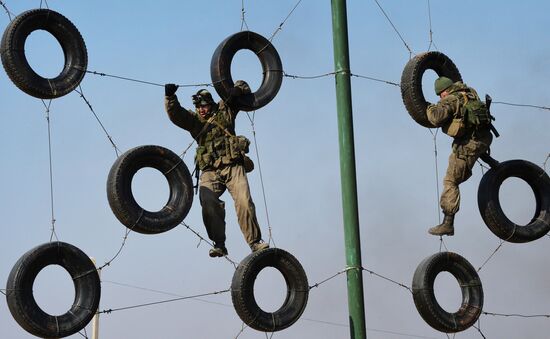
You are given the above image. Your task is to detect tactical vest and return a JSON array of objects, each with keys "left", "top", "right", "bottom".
[
  {"left": 442, "top": 87, "right": 492, "bottom": 138},
  {"left": 194, "top": 104, "right": 250, "bottom": 171}
]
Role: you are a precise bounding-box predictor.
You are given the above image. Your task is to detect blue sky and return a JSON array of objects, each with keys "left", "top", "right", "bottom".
[{"left": 1, "top": 1, "right": 549, "bottom": 338}]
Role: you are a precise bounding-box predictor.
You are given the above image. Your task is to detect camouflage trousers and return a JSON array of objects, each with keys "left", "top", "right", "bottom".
[
  {"left": 440, "top": 131, "right": 493, "bottom": 215},
  {"left": 199, "top": 163, "right": 262, "bottom": 246}
]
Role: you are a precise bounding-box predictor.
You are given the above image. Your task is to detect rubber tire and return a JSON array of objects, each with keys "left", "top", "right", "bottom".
[
  {"left": 6, "top": 242, "right": 100, "bottom": 338},
  {"left": 211, "top": 31, "right": 283, "bottom": 112},
  {"left": 107, "top": 145, "right": 193, "bottom": 234},
  {"left": 231, "top": 248, "right": 308, "bottom": 332},
  {"left": 478, "top": 160, "right": 550, "bottom": 243},
  {"left": 412, "top": 252, "right": 483, "bottom": 333},
  {"left": 400, "top": 51, "right": 462, "bottom": 128},
  {"left": 1, "top": 9, "right": 87, "bottom": 99}
]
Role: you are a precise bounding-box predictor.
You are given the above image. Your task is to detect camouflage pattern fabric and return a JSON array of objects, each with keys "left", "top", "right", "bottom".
[
  {"left": 427, "top": 82, "right": 493, "bottom": 215},
  {"left": 165, "top": 96, "right": 248, "bottom": 171},
  {"left": 164, "top": 93, "right": 262, "bottom": 247},
  {"left": 199, "top": 164, "right": 262, "bottom": 246}
]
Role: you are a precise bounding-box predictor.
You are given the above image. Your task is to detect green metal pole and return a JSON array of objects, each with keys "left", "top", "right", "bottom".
[{"left": 330, "top": 1, "right": 367, "bottom": 338}]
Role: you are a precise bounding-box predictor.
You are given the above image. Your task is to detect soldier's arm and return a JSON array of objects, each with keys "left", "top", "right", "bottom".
[
  {"left": 164, "top": 94, "right": 198, "bottom": 131},
  {"left": 224, "top": 90, "right": 242, "bottom": 119},
  {"left": 426, "top": 96, "right": 459, "bottom": 127}
]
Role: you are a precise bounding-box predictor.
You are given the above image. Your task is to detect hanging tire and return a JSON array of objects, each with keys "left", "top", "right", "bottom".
[
  {"left": 1, "top": 9, "right": 87, "bottom": 99},
  {"left": 400, "top": 51, "right": 462, "bottom": 128},
  {"left": 211, "top": 31, "right": 283, "bottom": 112},
  {"left": 412, "top": 252, "right": 483, "bottom": 333},
  {"left": 477, "top": 160, "right": 550, "bottom": 243},
  {"left": 107, "top": 145, "right": 193, "bottom": 234},
  {"left": 231, "top": 248, "right": 308, "bottom": 332},
  {"left": 6, "top": 242, "right": 100, "bottom": 338}
]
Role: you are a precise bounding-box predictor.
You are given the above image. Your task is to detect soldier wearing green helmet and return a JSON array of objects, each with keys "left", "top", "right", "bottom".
[
  {"left": 164, "top": 81, "right": 269, "bottom": 257},
  {"left": 426, "top": 76, "right": 494, "bottom": 236}
]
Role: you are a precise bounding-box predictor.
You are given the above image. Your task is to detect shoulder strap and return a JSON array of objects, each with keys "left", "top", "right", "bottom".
[
  {"left": 196, "top": 113, "right": 218, "bottom": 144},
  {"left": 211, "top": 118, "right": 235, "bottom": 137}
]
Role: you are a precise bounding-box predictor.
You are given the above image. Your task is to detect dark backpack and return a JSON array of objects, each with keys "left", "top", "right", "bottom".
[{"left": 459, "top": 91, "right": 494, "bottom": 130}]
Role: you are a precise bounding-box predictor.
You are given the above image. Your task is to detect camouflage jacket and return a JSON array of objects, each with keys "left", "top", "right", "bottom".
[
  {"left": 427, "top": 81, "right": 490, "bottom": 139},
  {"left": 165, "top": 95, "right": 247, "bottom": 170}
]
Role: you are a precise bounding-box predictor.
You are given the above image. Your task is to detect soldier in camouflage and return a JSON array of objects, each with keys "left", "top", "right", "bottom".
[
  {"left": 164, "top": 81, "right": 269, "bottom": 257},
  {"left": 426, "top": 77, "right": 493, "bottom": 236}
]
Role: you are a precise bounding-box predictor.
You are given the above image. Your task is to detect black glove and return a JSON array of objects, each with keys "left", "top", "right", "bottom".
[
  {"left": 228, "top": 86, "right": 243, "bottom": 98},
  {"left": 165, "top": 83, "right": 178, "bottom": 96}
]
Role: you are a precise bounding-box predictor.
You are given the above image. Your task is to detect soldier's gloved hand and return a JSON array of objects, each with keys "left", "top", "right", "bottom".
[
  {"left": 228, "top": 86, "right": 243, "bottom": 98},
  {"left": 165, "top": 83, "right": 178, "bottom": 96},
  {"left": 234, "top": 80, "right": 251, "bottom": 95}
]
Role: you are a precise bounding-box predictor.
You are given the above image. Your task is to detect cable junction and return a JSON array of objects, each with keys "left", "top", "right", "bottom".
[
  {"left": 373, "top": 0, "right": 414, "bottom": 57},
  {"left": 39, "top": 0, "right": 49, "bottom": 10},
  {"left": 240, "top": 0, "right": 249, "bottom": 31},
  {"left": 266, "top": 0, "right": 303, "bottom": 43},
  {"left": 234, "top": 321, "right": 252, "bottom": 339},
  {"left": 473, "top": 318, "right": 487, "bottom": 339},
  {"left": 426, "top": 0, "right": 438, "bottom": 51},
  {"left": 181, "top": 221, "right": 239, "bottom": 269}
]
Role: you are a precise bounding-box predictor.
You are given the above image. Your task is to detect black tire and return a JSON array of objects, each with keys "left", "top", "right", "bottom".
[
  {"left": 211, "top": 31, "right": 283, "bottom": 112},
  {"left": 107, "top": 145, "right": 193, "bottom": 234},
  {"left": 400, "top": 51, "right": 462, "bottom": 128},
  {"left": 6, "top": 242, "right": 100, "bottom": 338},
  {"left": 231, "top": 248, "right": 308, "bottom": 332},
  {"left": 412, "top": 252, "right": 483, "bottom": 333},
  {"left": 478, "top": 160, "right": 550, "bottom": 243},
  {"left": 1, "top": 9, "right": 87, "bottom": 99}
]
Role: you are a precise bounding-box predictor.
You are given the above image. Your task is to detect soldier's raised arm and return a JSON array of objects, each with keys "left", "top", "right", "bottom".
[
  {"left": 164, "top": 83, "right": 198, "bottom": 131},
  {"left": 224, "top": 80, "right": 252, "bottom": 118}
]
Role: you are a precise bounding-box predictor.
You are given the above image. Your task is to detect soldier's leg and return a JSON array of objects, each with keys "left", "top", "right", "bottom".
[
  {"left": 429, "top": 152, "right": 464, "bottom": 235},
  {"left": 440, "top": 152, "right": 464, "bottom": 216},
  {"left": 225, "top": 164, "right": 262, "bottom": 246},
  {"left": 199, "top": 170, "right": 227, "bottom": 244},
  {"left": 440, "top": 140, "right": 488, "bottom": 215}
]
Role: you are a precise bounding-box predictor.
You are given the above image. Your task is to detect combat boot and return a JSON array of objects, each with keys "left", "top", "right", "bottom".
[
  {"left": 250, "top": 240, "right": 269, "bottom": 253},
  {"left": 428, "top": 214, "right": 455, "bottom": 236},
  {"left": 209, "top": 242, "right": 228, "bottom": 257}
]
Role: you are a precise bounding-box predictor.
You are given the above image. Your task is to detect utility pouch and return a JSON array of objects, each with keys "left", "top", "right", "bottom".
[
  {"left": 228, "top": 135, "right": 250, "bottom": 159},
  {"left": 195, "top": 146, "right": 213, "bottom": 170},
  {"left": 243, "top": 155, "right": 254, "bottom": 173},
  {"left": 443, "top": 118, "right": 466, "bottom": 138}
]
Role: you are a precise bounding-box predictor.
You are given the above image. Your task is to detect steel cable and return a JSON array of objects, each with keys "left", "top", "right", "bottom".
[
  {"left": 493, "top": 101, "right": 550, "bottom": 111},
  {"left": 245, "top": 111, "right": 276, "bottom": 248},
  {"left": 373, "top": 0, "right": 414, "bottom": 57},
  {"left": 98, "top": 288, "right": 230, "bottom": 314},
  {"left": 75, "top": 85, "right": 122, "bottom": 157},
  {"left": 267, "top": 0, "right": 303, "bottom": 42},
  {"left": 0, "top": 0, "right": 14, "bottom": 20},
  {"left": 41, "top": 99, "right": 59, "bottom": 242}
]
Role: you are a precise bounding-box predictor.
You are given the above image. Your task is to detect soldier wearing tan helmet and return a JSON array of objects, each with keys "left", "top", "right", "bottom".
[
  {"left": 426, "top": 77, "right": 494, "bottom": 236},
  {"left": 164, "top": 81, "right": 269, "bottom": 257}
]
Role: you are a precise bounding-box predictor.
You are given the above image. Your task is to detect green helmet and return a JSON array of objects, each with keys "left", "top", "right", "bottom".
[
  {"left": 434, "top": 76, "right": 454, "bottom": 95},
  {"left": 192, "top": 89, "right": 214, "bottom": 107}
]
